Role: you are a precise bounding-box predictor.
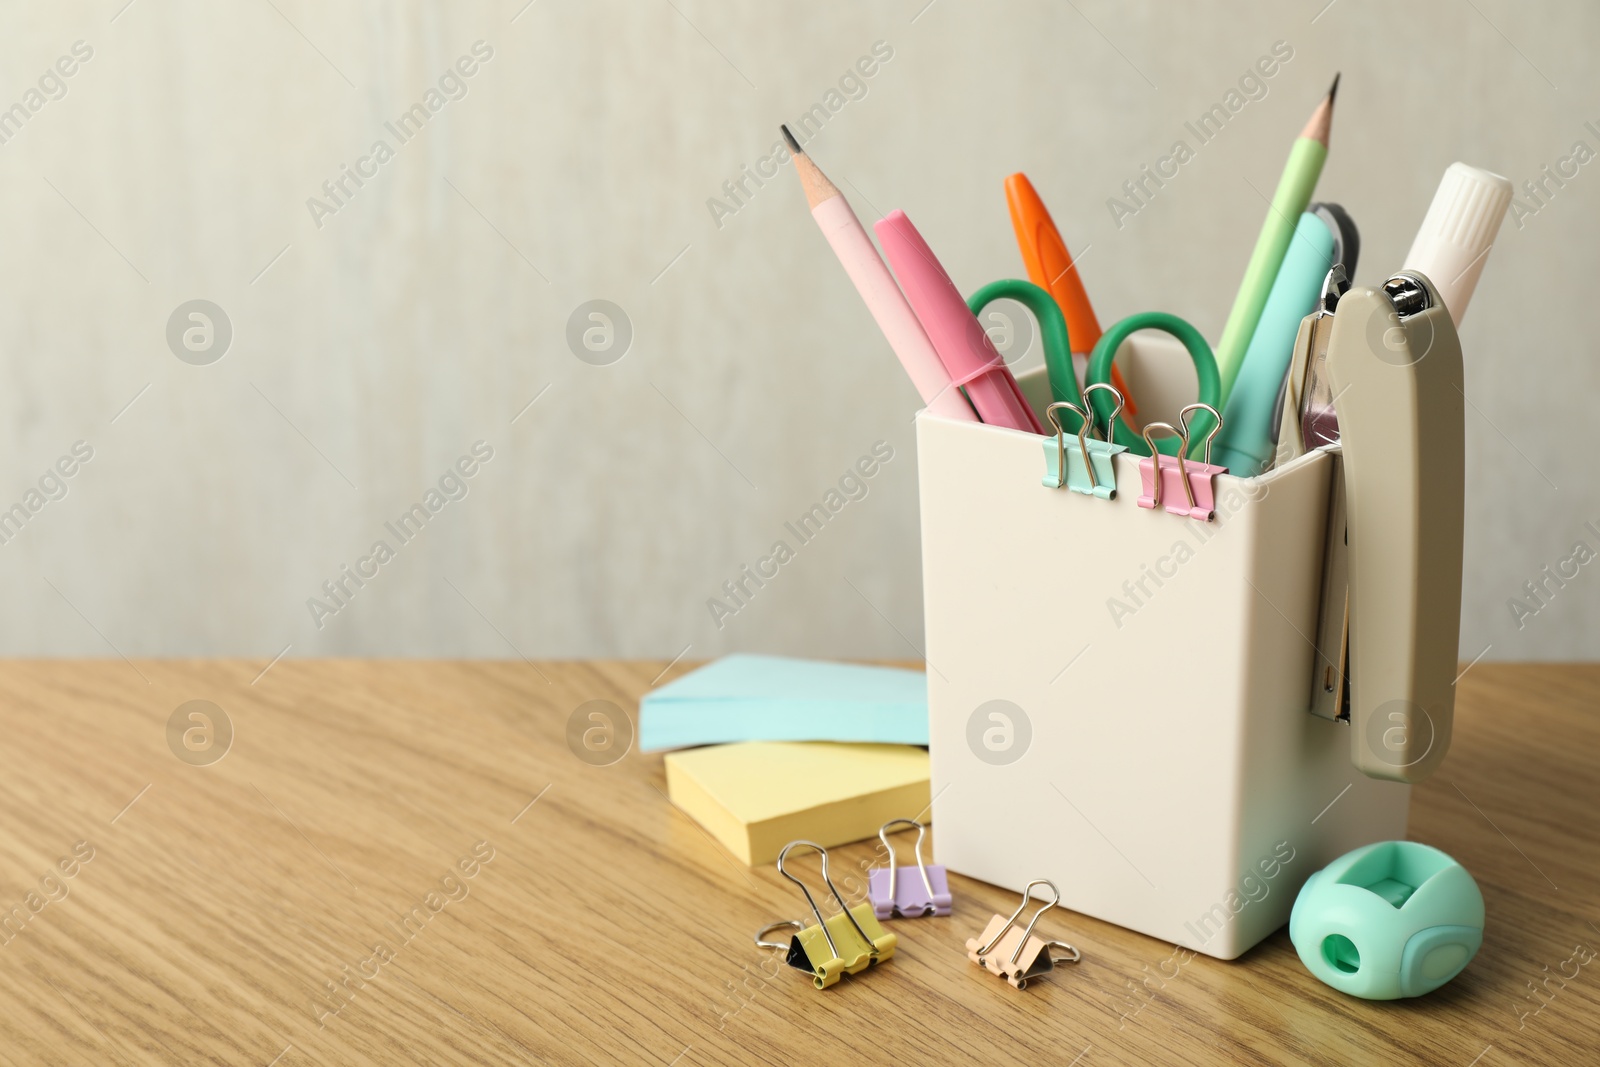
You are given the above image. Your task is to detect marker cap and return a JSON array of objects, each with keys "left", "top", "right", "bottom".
[{"left": 1401, "top": 163, "right": 1513, "bottom": 326}]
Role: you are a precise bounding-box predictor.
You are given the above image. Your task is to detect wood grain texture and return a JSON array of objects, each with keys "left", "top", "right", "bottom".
[{"left": 0, "top": 660, "right": 1595, "bottom": 1066}]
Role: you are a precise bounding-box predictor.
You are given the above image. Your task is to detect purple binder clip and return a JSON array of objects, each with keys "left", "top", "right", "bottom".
[{"left": 868, "top": 818, "right": 951, "bottom": 919}]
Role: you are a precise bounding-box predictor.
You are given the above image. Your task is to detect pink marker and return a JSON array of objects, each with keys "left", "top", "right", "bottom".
[
  {"left": 783, "top": 128, "right": 975, "bottom": 421},
  {"left": 874, "top": 209, "right": 1043, "bottom": 434}
]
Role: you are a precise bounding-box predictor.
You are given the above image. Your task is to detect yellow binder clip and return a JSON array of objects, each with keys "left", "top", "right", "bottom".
[
  {"left": 755, "top": 840, "right": 897, "bottom": 989},
  {"left": 965, "top": 879, "right": 1081, "bottom": 989}
]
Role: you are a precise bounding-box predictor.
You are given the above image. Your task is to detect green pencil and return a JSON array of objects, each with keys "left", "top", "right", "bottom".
[{"left": 1215, "top": 74, "right": 1339, "bottom": 408}]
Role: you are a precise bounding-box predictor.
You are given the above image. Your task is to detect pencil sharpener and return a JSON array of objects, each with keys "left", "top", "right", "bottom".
[{"left": 1289, "top": 841, "right": 1483, "bottom": 1000}]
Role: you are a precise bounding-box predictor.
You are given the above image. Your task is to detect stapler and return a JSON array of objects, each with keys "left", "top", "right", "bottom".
[{"left": 1312, "top": 270, "right": 1464, "bottom": 783}]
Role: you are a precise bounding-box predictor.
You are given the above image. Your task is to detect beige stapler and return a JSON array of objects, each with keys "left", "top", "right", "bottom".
[{"left": 1312, "top": 270, "right": 1464, "bottom": 783}]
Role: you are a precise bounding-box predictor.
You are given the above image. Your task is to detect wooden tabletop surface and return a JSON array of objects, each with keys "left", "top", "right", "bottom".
[{"left": 0, "top": 659, "right": 1595, "bottom": 1066}]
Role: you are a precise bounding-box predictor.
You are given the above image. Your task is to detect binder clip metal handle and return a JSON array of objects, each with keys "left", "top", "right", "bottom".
[
  {"left": 1139, "top": 422, "right": 1195, "bottom": 514},
  {"left": 1044, "top": 940, "right": 1082, "bottom": 966},
  {"left": 1044, "top": 401, "right": 1095, "bottom": 491},
  {"left": 1083, "top": 382, "right": 1124, "bottom": 447},
  {"left": 1178, "top": 402, "right": 1223, "bottom": 467},
  {"left": 754, "top": 920, "right": 803, "bottom": 951},
  {"left": 1080, "top": 382, "right": 1128, "bottom": 499}
]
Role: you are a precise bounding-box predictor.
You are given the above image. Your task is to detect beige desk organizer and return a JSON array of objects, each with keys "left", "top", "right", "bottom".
[{"left": 918, "top": 319, "right": 1448, "bottom": 959}]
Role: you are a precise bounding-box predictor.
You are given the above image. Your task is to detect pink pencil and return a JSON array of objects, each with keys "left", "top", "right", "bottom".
[
  {"left": 874, "top": 209, "right": 1043, "bottom": 434},
  {"left": 781, "top": 127, "right": 975, "bottom": 421}
]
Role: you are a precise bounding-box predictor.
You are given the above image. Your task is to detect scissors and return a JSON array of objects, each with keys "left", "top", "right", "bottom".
[
  {"left": 1088, "top": 312, "right": 1219, "bottom": 457},
  {"left": 968, "top": 280, "right": 1221, "bottom": 459}
]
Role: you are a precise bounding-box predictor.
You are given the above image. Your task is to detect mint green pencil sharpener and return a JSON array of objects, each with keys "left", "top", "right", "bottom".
[{"left": 1289, "top": 841, "right": 1483, "bottom": 1000}]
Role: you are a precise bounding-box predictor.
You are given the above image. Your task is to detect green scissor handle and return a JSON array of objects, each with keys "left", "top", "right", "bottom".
[
  {"left": 966, "top": 279, "right": 1080, "bottom": 410},
  {"left": 1087, "top": 312, "right": 1220, "bottom": 457}
]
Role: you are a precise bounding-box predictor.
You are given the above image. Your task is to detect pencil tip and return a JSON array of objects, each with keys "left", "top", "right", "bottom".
[
  {"left": 1328, "top": 72, "right": 1340, "bottom": 103},
  {"left": 780, "top": 124, "right": 802, "bottom": 155}
]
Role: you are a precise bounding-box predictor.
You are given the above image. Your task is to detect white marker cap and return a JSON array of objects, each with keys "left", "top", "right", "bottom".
[{"left": 1402, "top": 163, "right": 1513, "bottom": 326}]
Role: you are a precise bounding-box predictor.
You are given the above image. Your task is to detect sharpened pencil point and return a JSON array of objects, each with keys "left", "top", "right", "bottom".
[
  {"left": 1300, "top": 74, "right": 1339, "bottom": 146},
  {"left": 784, "top": 127, "right": 840, "bottom": 208}
]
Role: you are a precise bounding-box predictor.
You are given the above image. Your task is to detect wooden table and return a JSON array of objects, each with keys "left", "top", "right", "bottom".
[{"left": 0, "top": 661, "right": 1594, "bottom": 1066}]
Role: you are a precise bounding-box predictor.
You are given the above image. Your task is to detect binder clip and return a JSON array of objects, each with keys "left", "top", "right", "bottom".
[
  {"left": 965, "top": 879, "right": 1081, "bottom": 989},
  {"left": 1041, "top": 383, "right": 1126, "bottom": 497},
  {"left": 1137, "top": 403, "right": 1227, "bottom": 520},
  {"left": 868, "top": 818, "right": 952, "bottom": 919},
  {"left": 755, "top": 840, "right": 897, "bottom": 989}
]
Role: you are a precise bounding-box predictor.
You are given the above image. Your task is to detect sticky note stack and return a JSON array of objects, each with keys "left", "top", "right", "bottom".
[
  {"left": 649, "top": 655, "right": 932, "bottom": 865},
  {"left": 664, "top": 740, "right": 930, "bottom": 866}
]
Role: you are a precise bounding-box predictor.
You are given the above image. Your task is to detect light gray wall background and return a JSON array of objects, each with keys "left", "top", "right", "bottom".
[{"left": 0, "top": 0, "right": 1593, "bottom": 662}]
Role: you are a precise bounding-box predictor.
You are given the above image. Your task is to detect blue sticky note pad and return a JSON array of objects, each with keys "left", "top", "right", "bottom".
[{"left": 639, "top": 654, "right": 929, "bottom": 752}]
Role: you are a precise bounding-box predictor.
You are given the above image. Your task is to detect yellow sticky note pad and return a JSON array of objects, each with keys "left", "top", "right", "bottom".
[{"left": 664, "top": 741, "right": 930, "bottom": 866}]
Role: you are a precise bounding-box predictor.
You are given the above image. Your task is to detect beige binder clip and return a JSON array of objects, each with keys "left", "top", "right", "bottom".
[{"left": 965, "top": 879, "right": 1080, "bottom": 989}]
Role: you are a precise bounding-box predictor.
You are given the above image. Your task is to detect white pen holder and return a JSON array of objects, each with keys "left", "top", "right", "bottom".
[{"left": 919, "top": 334, "right": 1409, "bottom": 960}]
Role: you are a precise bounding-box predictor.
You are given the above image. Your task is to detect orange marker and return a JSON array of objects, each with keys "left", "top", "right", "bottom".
[{"left": 1004, "top": 173, "right": 1137, "bottom": 416}]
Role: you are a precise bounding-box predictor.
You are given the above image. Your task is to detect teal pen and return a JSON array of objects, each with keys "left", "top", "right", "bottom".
[{"left": 1211, "top": 212, "right": 1335, "bottom": 476}]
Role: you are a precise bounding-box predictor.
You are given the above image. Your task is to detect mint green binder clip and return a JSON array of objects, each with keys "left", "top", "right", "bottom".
[{"left": 1042, "top": 390, "right": 1124, "bottom": 498}]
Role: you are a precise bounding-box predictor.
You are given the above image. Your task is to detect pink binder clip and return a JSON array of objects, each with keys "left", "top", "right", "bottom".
[
  {"left": 868, "top": 819, "right": 951, "bottom": 919},
  {"left": 1137, "top": 404, "right": 1228, "bottom": 521}
]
